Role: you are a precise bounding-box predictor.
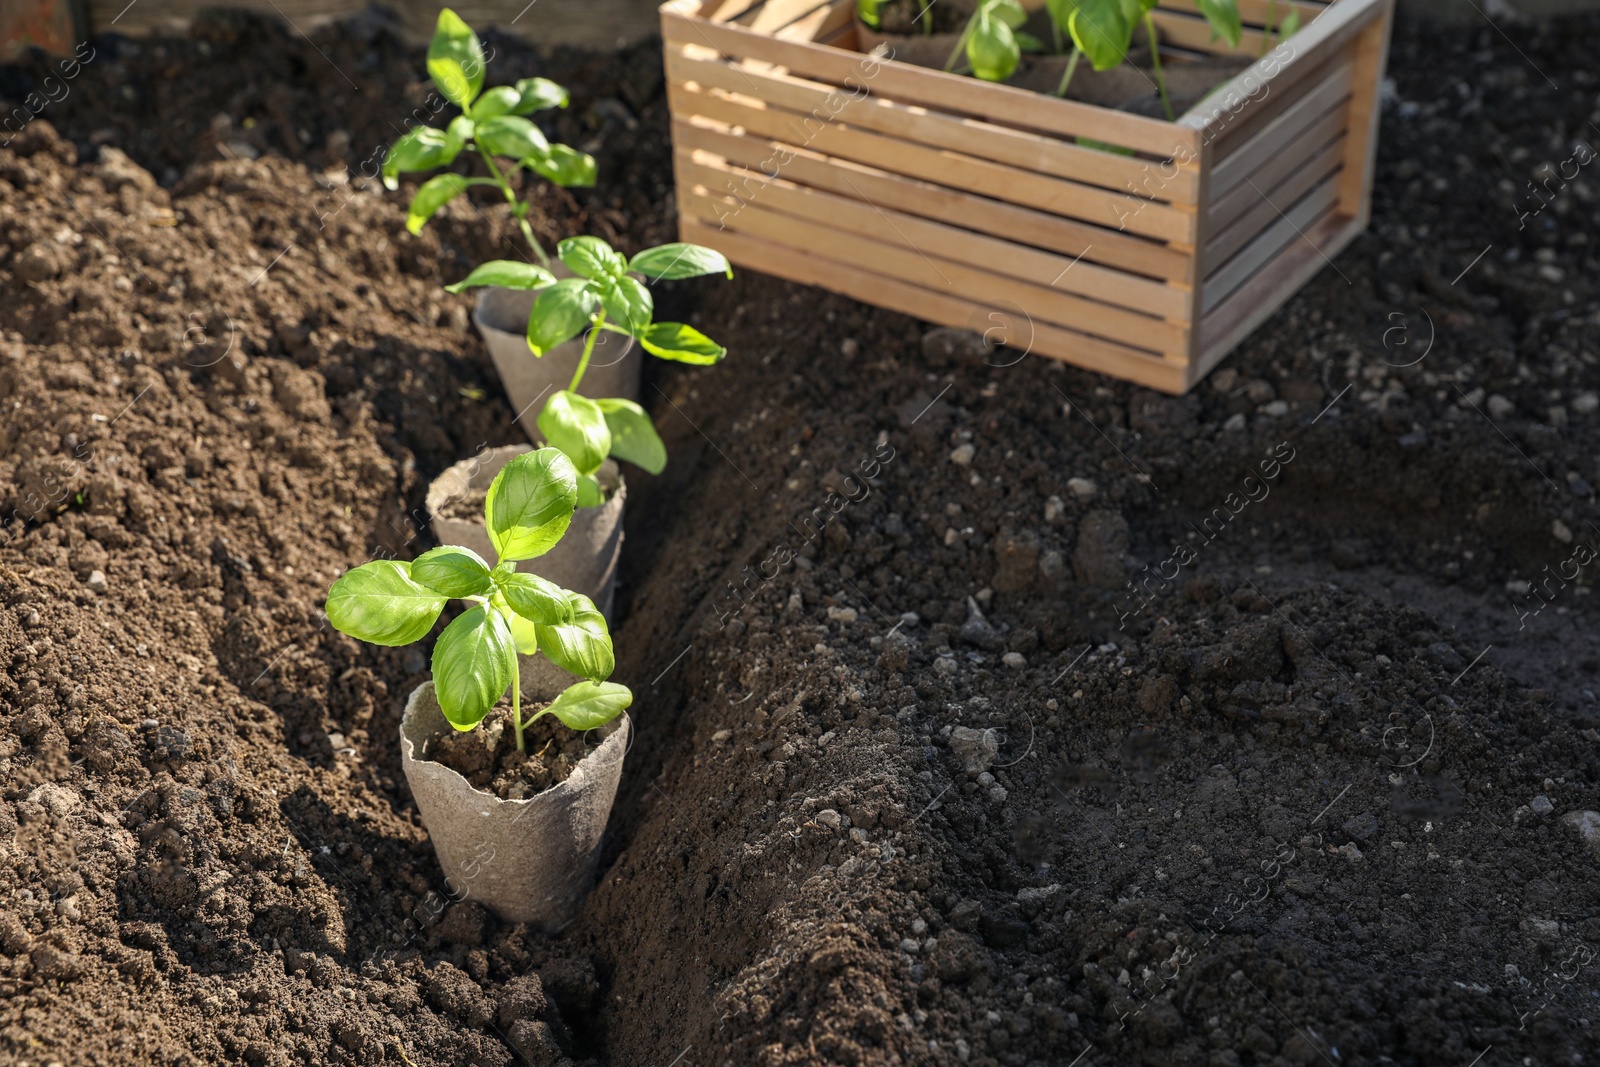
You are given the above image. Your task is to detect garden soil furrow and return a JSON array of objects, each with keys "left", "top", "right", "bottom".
[{"left": 0, "top": 8, "right": 1597, "bottom": 1067}]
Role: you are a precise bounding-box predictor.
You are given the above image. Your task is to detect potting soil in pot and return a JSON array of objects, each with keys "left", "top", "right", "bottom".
[
  {"left": 2, "top": 8, "right": 1598, "bottom": 1067},
  {"left": 427, "top": 703, "right": 592, "bottom": 800}
]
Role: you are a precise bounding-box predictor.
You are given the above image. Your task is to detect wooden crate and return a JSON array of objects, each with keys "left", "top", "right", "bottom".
[{"left": 662, "top": 0, "right": 1394, "bottom": 393}]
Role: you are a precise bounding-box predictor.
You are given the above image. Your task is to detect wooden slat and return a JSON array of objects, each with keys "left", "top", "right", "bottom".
[
  {"left": 777, "top": 0, "right": 853, "bottom": 41},
  {"left": 663, "top": 6, "right": 1199, "bottom": 157},
  {"left": 1161, "top": 0, "right": 1325, "bottom": 27},
  {"left": 677, "top": 151, "right": 1190, "bottom": 319},
  {"left": 1195, "top": 210, "right": 1363, "bottom": 372},
  {"left": 673, "top": 119, "right": 1193, "bottom": 282},
  {"left": 667, "top": 46, "right": 1200, "bottom": 203},
  {"left": 1207, "top": 101, "right": 1344, "bottom": 228},
  {"left": 1151, "top": 10, "right": 1269, "bottom": 57},
  {"left": 744, "top": 0, "right": 830, "bottom": 31},
  {"left": 1209, "top": 61, "right": 1352, "bottom": 197},
  {"left": 680, "top": 219, "right": 1191, "bottom": 391},
  {"left": 1337, "top": 0, "right": 1394, "bottom": 221},
  {"left": 1180, "top": 0, "right": 1385, "bottom": 137},
  {"left": 677, "top": 178, "right": 1191, "bottom": 355},
  {"left": 1205, "top": 138, "right": 1343, "bottom": 264},
  {"left": 665, "top": 79, "right": 1200, "bottom": 243},
  {"left": 703, "top": 0, "right": 765, "bottom": 22},
  {"left": 1202, "top": 175, "right": 1339, "bottom": 311}
]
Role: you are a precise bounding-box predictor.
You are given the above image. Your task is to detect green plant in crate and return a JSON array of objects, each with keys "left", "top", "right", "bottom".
[
  {"left": 325, "top": 448, "right": 631, "bottom": 752},
  {"left": 446, "top": 236, "right": 734, "bottom": 501},
  {"left": 382, "top": 8, "right": 596, "bottom": 269},
  {"left": 943, "top": 0, "right": 1040, "bottom": 82},
  {"left": 1060, "top": 0, "right": 1243, "bottom": 118}
]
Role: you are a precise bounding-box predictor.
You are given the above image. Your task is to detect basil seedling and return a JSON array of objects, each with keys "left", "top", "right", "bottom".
[
  {"left": 1060, "top": 0, "right": 1242, "bottom": 118},
  {"left": 325, "top": 448, "right": 632, "bottom": 751},
  {"left": 447, "top": 235, "right": 734, "bottom": 502},
  {"left": 944, "top": 0, "right": 1037, "bottom": 82},
  {"left": 381, "top": 9, "right": 595, "bottom": 268}
]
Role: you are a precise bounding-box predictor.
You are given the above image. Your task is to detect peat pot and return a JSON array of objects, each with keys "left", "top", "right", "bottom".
[
  {"left": 427, "top": 444, "right": 625, "bottom": 620},
  {"left": 475, "top": 281, "right": 642, "bottom": 443},
  {"left": 400, "top": 681, "right": 630, "bottom": 928}
]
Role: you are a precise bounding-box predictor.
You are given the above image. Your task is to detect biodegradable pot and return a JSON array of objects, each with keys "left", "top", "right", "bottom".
[
  {"left": 475, "top": 269, "right": 642, "bottom": 444},
  {"left": 426, "top": 444, "right": 626, "bottom": 621},
  {"left": 400, "top": 681, "right": 630, "bottom": 928}
]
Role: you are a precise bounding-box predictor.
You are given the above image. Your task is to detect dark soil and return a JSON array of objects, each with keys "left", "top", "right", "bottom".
[
  {"left": 0, "top": 6, "right": 1598, "bottom": 1067},
  {"left": 429, "top": 704, "right": 590, "bottom": 800}
]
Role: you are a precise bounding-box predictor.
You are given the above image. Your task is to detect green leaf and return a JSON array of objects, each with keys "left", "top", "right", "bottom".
[
  {"left": 475, "top": 115, "right": 550, "bottom": 160},
  {"left": 1045, "top": 0, "right": 1080, "bottom": 35},
  {"left": 542, "top": 680, "right": 632, "bottom": 731},
  {"left": 426, "top": 9, "right": 486, "bottom": 108},
  {"left": 538, "top": 390, "right": 611, "bottom": 476},
  {"left": 597, "top": 276, "right": 654, "bottom": 336},
  {"left": 640, "top": 322, "right": 727, "bottom": 365},
  {"left": 381, "top": 126, "right": 463, "bottom": 191},
  {"left": 558, "top": 236, "right": 628, "bottom": 281},
  {"left": 470, "top": 85, "right": 522, "bottom": 120},
  {"left": 411, "top": 545, "right": 493, "bottom": 598},
  {"left": 484, "top": 447, "right": 579, "bottom": 561},
  {"left": 527, "top": 278, "right": 600, "bottom": 356},
  {"left": 596, "top": 397, "right": 666, "bottom": 475},
  {"left": 445, "top": 260, "right": 557, "bottom": 294},
  {"left": 1196, "top": 0, "right": 1241, "bottom": 48},
  {"left": 431, "top": 605, "right": 514, "bottom": 730},
  {"left": 1014, "top": 31, "right": 1047, "bottom": 52},
  {"left": 987, "top": 0, "right": 1029, "bottom": 29},
  {"left": 526, "top": 143, "right": 597, "bottom": 188},
  {"left": 326, "top": 560, "right": 447, "bottom": 646},
  {"left": 536, "top": 593, "right": 615, "bottom": 681},
  {"left": 1069, "top": 0, "right": 1132, "bottom": 71},
  {"left": 499, "top": 571, "right": 573, "bottom": 625},
  {"left": 858, "top": 0, "right": 882, "bottom": 29},
  {"left": 505, "top": 609, "right": 540, "bottom": 655},
  {"left": 968, "top": 14, "right": 1020, "bottom": 82},
  {"left": 512, "top": 77, "right": 570, "bottom": 114},
  {"left": 627, "top": 242, "right": 733, "bottom": 280},
  {"left": 576, "top": 473, "right": 605, "bottom": 508},
  {"left": 446, "top": 115, "right": 474, "bottom": 147},
  {"left": 1277, "top": 8, "right": 1300, "bottom": 38},
  {"left": 406, "top": 173, "right": 469, "bottom": 235}
]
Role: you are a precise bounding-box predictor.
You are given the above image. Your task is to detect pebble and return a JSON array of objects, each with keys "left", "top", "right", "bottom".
[
  {"left": 1552, "top": 519, "right": 1573, "bottom": 544},
  {"left": 1044, "top": 495, "right": 1065, "bottom": 522},
  {"left": 948, "top": 726, "right": 999, "bottom": 775},
  {"left": 711, "top": 729, "right": 732, "bottom": 743},
  {"left": 934, "top": 657, "right": 957, "bottom": 674},
  {"left": 815, "top": 809, "right": 842, "bottom": 830},
  {"left": 949, "top": 443, "right": 976, "bottom": 466},
  {"left": 989, "top": 785, "right": 1008, "bottom": 803},
  {"left": 826, "top": 606, "right": 858, "bottom": 623},
  {"left": 1487, "top": 394, "right": 1515, "bottom": 419},
  {"left": 1573, "top": 393, "right": 1598, "bottom": 414},
  {"left": 1561, "top": 810, "right": 1600, "bottom": 856},
  {"left": 1333, "top": 843, "right": 1364, "bottom": 862},
  {"left": 1066, "top": 477, "right": 1097, "bottom": 500},
  {"left": 86, "top": 569, "right": 107, "bottom": 592},
  {"left": 1223, "top": 413, "right": 1247, "bottom": 432},
  {"left": 1039, "top": 550, "right": 1066, "bottom": 578},
  {"left": 1260, "top": 400, "right": 1290, "bottom": 417},
  {"left": 840, "top": 337, "right": 860, "bottom": 357},
  {"left": 1245, "top": 379, "right": 1276, "bottom": 404},
  {"left": 1530, "top": 795, "right": 1554, "bottom": 816},
  {"left": 1002, "top": 652, "right": 1026, "bottom": 668}
]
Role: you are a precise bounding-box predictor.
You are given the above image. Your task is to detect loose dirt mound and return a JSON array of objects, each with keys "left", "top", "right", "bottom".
[{"left": 0, "top": 8, "right": 1597, "bottom": 1067}]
